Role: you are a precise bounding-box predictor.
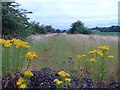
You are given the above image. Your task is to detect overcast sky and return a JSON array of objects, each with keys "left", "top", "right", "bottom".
[{"left": 16, "top": 0, "right": 119, "bottom": 29}]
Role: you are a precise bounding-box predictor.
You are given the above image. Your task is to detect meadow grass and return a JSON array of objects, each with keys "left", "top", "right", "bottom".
[
  {"left": 29, "top": 34, "right": 118, "bottom": 82},
  {"left": 1, "top": 34, "right": 118, "bottom": 83}
]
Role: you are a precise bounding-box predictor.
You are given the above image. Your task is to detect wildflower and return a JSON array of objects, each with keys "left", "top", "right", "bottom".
[
  {"left": 19, "top": 84, "right": 26, "bottom": 89},
  {"left": 0, "top": 39, "right": 12, "bottom": 47},
  {"left": 58, "top": 71, "right": 70, "bottom": 77},
  {"left": 97, "top": 50, "right": 103, "bottom": 56},
  {"left": 76, "top": 55, "right": 82, "bottom": 61},
  {"left": 12, "top": 38, "right": 30, "bottom": 48},
  {"left": 98, "top": 46, "right": 109, "bottom": 51},
  {"left": 26, "top": 51, "right": 37, "bottom": 60},
  {"left": 54, "top": 79, "right": 62, "bottom": 85},
  {"left": 58, "top": 71, "right": 66, "bottom": 77},
  {"left": 66, "top": 73, "right": 70, "bottom": 77},
  {"left": 88, "top": 50, "right": 97, "bottom": 54},
  {"left": 24, "top": 70, "right": 33, "bottom": 77},
  {"left": 0, "top": 39, "right": 5, "bottom": 44},
  {"left": 65, "top": 78, "right": 71, "bottom": 83},
  {"left": 82, "top": 54, "right": 86, "bottom": 57},
  {"left": 16, "top": 77, "right": 25, "bottom": 85},
  {"left": 54, "top": 79, "right": 59, "bottom": 82},
  {"left": 89, "top": 58, "right": 96, "bottom": 62},
  {"left": 108, "top": 55, "right": 114, "bottom": 59}
]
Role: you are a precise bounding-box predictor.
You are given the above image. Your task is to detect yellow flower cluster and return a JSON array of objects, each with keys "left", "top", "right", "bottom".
[
  {"left": 0, "top": 39, "right": 12, "bottom": 47},
  {"left": 65, "top": 78, "right": 71, "bottom": 82},
  {"left": 54, "top": 71, "right": 71, "bottom": 86},
  {"left": 16, "top": 77, "right": 26, "bottom": 89},
  {"left": 96, "top": 50, "right": 103, "bottom": 56},
  {"left": 24, "top": 70, "right": 34, "bottom": 77},
  {"left": 108, "top": 55, "right": 114, "bottom": 59},
  {"left": 58, "top": 71, "right": 70, "bottom": 77},
  {"left": 54, "top": 79, "right": 62, "bottom": 85},
  {"left": 88, "top": 50, "right": 97, "bottom": 54},
  {"left": 87, "top": 46, "right": 114, "bottom": 62},
  {"left": 26, "top": 51, "right": 37, "bottom": 60},
  {"left": 76, "top": 54, "right": 86, "bottom": 61},
  {"left": 19, "top": 84, "right": 26, "bottom": 89},
  {"left": 17, "top": 70, "right": 33, "bottom": 88},
  {"left": 88, "top": 49, "right": 107, "bottom": 57},
  {"left": 12, "top": 38, "right": 30, "bottom": 48},
  {"left": 82, "top": 54, "right": 86, "bottom": 57},
  {"left": 89, "top": 58, "right": 96, "bottom": 62},
  {"left": 98, "top": 46, "right": 109, "bottom": 51},
  {"left": 17, "top": 77, "right": 25, "bottom": 85},
  {"left": 0, "top": 38, "right": 30, "bottom": 48},
  {"left": 76, "top": 55, "right": 82, "bottom": 61}
]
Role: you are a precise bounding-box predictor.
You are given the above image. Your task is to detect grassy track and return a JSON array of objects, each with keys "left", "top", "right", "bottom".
[{"left": 29, "top": 34, "right": 118, "bottom": 82}]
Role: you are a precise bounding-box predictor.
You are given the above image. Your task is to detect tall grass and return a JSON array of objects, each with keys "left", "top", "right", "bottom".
[
  {"left": 30, "top": 34, "right": 118, "bottom": 82},
  {"left": 2, "top": 46, "right": 28, "bottom": 75},
  {"left": 1, "top": 34, "right": 118, "bottom": 83}
]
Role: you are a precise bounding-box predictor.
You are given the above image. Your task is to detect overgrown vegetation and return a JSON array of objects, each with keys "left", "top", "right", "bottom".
[
  {"left": 2, "top": 2, "right": 32, "bottom": 39},
  {"left": 1, "top": 35, "right": 119, "bottom": 89},
  {"left": 2, "top": 2, "right": 60, "bottom": 39},
  {"left": 30, "top": 35, "right": 118, "bottom": 82}
]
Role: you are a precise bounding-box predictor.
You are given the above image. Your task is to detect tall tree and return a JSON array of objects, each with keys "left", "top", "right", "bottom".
[
  {"left": 2, "top": 2, "right": 32, "bottom": 39},
  {"left": 69, "top": 20, "right": 92, "bottom": 34}
]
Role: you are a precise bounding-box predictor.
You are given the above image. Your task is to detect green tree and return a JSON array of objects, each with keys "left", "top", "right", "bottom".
[
  {"left": 69, "top": 20, "right": 92, "bottom": 34},
  {"left": 45, "top": 25, "right": 55, "bottom": 33},
  {"left": 55, "top": 29, "right": 61, "bottom": 33},
  {"left": 2, "top": 2, "right": 32, "bottom": 39},
  {"left": 30, "top": 22, "right": 47, "bottom": 34}
]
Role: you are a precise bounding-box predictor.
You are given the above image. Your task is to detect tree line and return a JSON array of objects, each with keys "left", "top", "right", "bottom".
[
  {"left": 91, "top": 26, "right": 120, "bottom": 32},
  {"left": 2, "top": 2, "right": 119, "bottom": 39},
  {"left": 2, "top": 2, "right": 60, "bottom": 39},
  {"left": 2, "top": 2, "right": 93, "bottom": 39}
]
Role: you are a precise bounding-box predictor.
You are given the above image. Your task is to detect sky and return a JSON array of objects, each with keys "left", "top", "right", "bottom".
[{"left": 16, "top": 0, "right": 119, "bottom": 30}]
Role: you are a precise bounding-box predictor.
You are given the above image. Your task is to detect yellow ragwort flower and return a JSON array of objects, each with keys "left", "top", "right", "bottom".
[
  {"left": 54, "top": 79, "right": 59, "bottom": 82},
  {"left": 65, "top": 78, "right": 71, "bottom": 83},
  {"left": 88, "top": 50, "right": 97, "bottom": 55},
  {"left": 97, "top": 50, "right": 103, "bottom": 56},
  {"left": 89, "top": 58, "right": 96, "bottom": 62},
  {"left": 66, "top": 73, "right": 70, "bottom": 77},
  {"left": 12, "top": 38, "right": 30, "bottom": 48},
  {"left": 0, "top": 39, "right": 5, "bottom": 44},
  {"left": 16, "top": 77, "right": 25, "bottom": 85},
  {"left": 26, "top": 51, "right": 37, "bottom": 60},
  {"left": 24, "top": 70, "right": 34, "bottom": 77},
  {"left": 108, "top": 55, "right": 114, "bottom": 59},
  {"left": 58, "top": 71, "right": 66, "bottom": 77},
  {"left": 54, "top": 79, "right": 62, "bottom": 85},
  {"left": 76, "top": 55, "right": 82, "bottom": 61},
  {"left": 98, "top": 46, "right": 109, "bottom": 51},
  {"left": 82, "top": 54, "right": 86, "bottom": 57},
  {"left": 58, "top": 71, "right": 70, "bottom": 77},
  {"left": 19, "top": 84, "right": 26, "bottom": 89},
  {"left": 0, "top": 39, "right": 12, "bottom": 47}
]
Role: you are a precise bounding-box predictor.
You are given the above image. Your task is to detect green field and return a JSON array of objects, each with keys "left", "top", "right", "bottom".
[
  {"left": 1, "top": 34, "right": 119, "bottom": 83},
  {"left": 92, "top": 32, "right": 119, "bottom": 36},
  {"left": 28, "top": 34, "right": 118, "bottom": 82}
]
